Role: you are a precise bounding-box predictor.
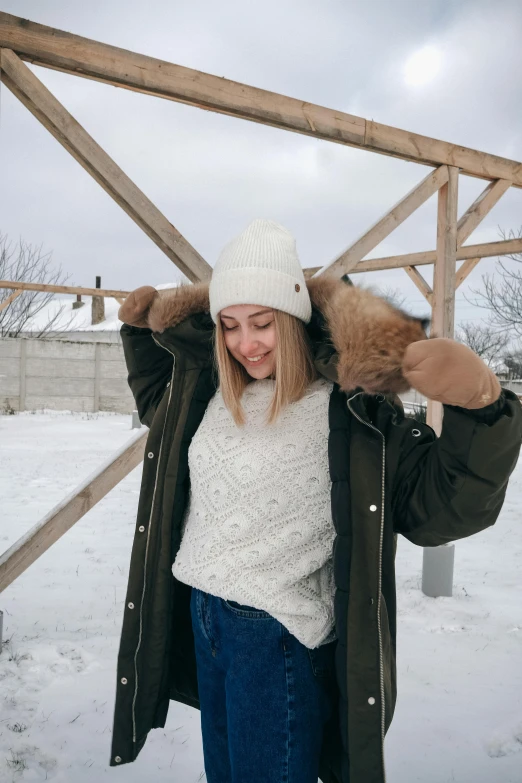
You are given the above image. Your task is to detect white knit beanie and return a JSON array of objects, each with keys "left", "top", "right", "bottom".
[{"left": 209, "top": 219, "right": 312, "bottom": 324}]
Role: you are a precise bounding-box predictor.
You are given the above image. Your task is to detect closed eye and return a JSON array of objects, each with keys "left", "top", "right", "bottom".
[{"left": 222, "top": 322, "right": 273, "bottom": 331}]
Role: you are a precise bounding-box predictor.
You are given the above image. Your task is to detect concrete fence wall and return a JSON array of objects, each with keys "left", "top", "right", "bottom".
[{"left": 0, "top": 338, "right": 135, "bottom": 414}]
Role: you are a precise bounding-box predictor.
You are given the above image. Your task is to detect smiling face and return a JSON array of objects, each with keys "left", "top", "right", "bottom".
[{"left": 219, "top": 304, "right": 277, "bottom": 379}]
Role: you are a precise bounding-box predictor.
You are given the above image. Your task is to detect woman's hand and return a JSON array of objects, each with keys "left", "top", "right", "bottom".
[
  {"left": 118, "top": 286, "right": 158, "bottom": 328},
  {"left": 402, "top": 337, "right": 502, "bottom": 409}
]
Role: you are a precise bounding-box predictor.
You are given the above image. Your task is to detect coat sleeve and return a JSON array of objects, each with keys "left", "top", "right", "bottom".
[
  {"left": 121, "top": 323, "right": 173, "bottom": 428},
  {"left": 391, "top": 389, "right": 522, "bottom": 547}
]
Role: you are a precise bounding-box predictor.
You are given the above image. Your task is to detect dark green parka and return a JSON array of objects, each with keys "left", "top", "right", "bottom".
[{"left": 110, "top": 277, "right": 522, "bottom": 783}]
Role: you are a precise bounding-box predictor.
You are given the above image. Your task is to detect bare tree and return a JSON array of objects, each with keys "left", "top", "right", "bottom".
[
  {"left": 0, "top": 233, "right": 73, "bottom": 337},
  {"left": 455, "top": 321, "right": 510, "bottom": 369},
  {"left": 369, "top": 285, "right": 408, "bottom": 309},
  {"left": 467, "top": 225, "right": 522, "bottom": 338},
  {"left": 503, "top": 345, "right": 522, "bottom": 379}
]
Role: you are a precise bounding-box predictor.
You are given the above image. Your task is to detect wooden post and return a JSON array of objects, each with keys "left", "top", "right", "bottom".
[
  {"left": 72, "top": 293, "right": 84, "bottom": 310},
  {"left": 427, "top": 166, "right": 459, "bottom": 435},
  {"left": 91, "top": 275, "right": 105, "bottom": 325}
]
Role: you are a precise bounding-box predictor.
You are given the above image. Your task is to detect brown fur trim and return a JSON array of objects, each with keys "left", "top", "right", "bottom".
[
  {"left": 145, "top": 277, "right": 427, "bottom": 393},
  {"left": 308, "top": 278, "right": 427, "bottom": 393},
  {"left": 148, "top": 281, "right": 210, "bottom": 334}
]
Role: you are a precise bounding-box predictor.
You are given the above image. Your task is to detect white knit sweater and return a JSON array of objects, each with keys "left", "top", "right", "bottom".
[{"left": 172, "top": 376, "right": 337, "bottom": 649}]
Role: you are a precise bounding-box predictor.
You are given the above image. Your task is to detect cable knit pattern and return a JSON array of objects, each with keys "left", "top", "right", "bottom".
[{"left": 172, "top": 377, "right": 337, "bottom": 649}]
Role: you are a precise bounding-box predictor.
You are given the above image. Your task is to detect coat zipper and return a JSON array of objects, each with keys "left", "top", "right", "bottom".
[
  {"left": 346, "top": 392, "right": 387, "bottom": 783},
  {"left": 131, "top": 335, "right": 177, "bottom": 745}
]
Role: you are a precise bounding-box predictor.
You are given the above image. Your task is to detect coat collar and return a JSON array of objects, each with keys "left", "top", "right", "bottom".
[{"left": 147, "top": 277, "right": 428, "bottom": 395}]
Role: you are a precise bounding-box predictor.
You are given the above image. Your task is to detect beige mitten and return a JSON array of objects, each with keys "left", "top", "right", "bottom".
[
  {"left": 402, "top": 337, "right": 502, "bottom": 409},
  {"left": 118, "top": 286, "right": 158, "bottom": 328}
]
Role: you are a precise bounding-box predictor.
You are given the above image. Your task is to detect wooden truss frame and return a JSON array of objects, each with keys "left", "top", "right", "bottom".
[
  {"left": 1, "top": 11, "right": 521, "bottom": 591},
  {"left": 0, "top": 280, "right": 131, "bottom": 311}
]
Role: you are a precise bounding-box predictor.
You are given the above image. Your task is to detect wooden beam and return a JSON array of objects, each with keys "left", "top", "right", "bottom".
[
  {"left": 403, "top": 266, "right": 432, "bottom": 303},
  {"left": 314, "top": 166, "right": 449, "bottom": 278},
  {"left": 0, "top": 289, "right": 22, "bottom": 312},
  {"left": 303, "top": 236, "right": 522, "bottom": 277},
  {"left": 1, "top": 13, "right": 522, "bottom": 187},
  {"left": 0, "top": 430, "right": 147, "bottom": 593},
  {"left": 0, "top": 48, "right": 211, "bottom": 283},
  {"left": 432, "top": 165, "right": 458, "bottom": 337},
  {"left": 456, "top": 179, "right": 512, "bottom": 246},
  {"left": 455, "top": 257, "right": 481, "bottom": 289},
  {"left": 427, "top": 166, "right": 459, "bottom": 434},
  {"left": 0, "top": 280, "right": 132, "bottom": 298}
]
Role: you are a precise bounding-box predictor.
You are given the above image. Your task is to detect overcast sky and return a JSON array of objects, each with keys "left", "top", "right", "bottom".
[{"left": 1, "top": 0, "right": 521, "bottom": 328}]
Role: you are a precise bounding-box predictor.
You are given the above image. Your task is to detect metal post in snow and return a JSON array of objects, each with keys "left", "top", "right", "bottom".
[
  {"left": 131, "top": 410, "right": 141, "bottom": 429},
  {"left": 422, "top": 544, "right": 455, "bottom": 597}
]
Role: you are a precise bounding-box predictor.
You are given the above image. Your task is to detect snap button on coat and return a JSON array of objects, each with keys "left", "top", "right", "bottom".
[
  {"left": 147, "top": 452, "right": 154, "bottom": 459},
  {"left": 368, "top": 697, "right": 376, "bottom": 705},
  {"left": 369, "top": 504, "right": 377, "bottom": 512},
  {"left": 121, "top": 677, "right": 128, "bottom": 685}
]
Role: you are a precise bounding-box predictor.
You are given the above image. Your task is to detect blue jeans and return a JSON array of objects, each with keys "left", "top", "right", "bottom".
[{"left": 189, "top": 586, "right": 338, "bottom": 783}]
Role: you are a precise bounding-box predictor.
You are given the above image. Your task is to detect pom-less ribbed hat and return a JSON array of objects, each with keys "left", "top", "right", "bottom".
[{"left": 209, "top": 219, "right": 312, "bottom": 324}]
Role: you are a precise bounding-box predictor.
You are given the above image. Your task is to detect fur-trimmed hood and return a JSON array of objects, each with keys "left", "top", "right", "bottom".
[{"left": 144, "top": 277, "right": 428, "bottom": 394}]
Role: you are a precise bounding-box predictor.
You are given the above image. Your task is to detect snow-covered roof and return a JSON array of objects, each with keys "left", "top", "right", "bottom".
[{"left": 19, "top": 283, "right": 179, "bottom": 333}]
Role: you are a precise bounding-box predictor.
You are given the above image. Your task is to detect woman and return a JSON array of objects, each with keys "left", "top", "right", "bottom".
[{"left": 110, "top": 219, "right": 521, "bottom": 783}]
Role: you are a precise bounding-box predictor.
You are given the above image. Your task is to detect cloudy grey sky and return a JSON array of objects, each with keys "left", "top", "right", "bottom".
[{"left": 1, "top": 0, "right": 521, "bottom": 327}]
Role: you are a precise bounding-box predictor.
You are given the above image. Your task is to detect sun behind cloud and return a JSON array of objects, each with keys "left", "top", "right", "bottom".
[{"left": 403, "top": 45, "right": 443, "bottom": 86}]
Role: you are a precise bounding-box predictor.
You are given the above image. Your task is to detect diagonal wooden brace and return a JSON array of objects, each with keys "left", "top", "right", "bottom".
[{"left": 0, "top": 48, "right": 211, "bottom": 283}]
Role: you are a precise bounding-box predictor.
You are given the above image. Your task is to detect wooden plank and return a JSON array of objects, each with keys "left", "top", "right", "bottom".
[
  {"left": 0, "top": 49, "right": 211, "bottom": 283},
  {"left": 1, "top": 14, "right": 522, "bottom": 187},
  {"left": 403, "top": 266, "right": 432, "bottom": 303},
  {"left": 0, "top": 430, "right": 147, "bottom": 592},
  {"left": 432, "top": 166, "right": 458, "bottom": 338},
  {"left": 303, "top": 236, "right": 522, "bottom": 277},
  {"left": 315, "top": 166, "right": 449, "bottom": 277},
  {"left": 455, "top": 257, "right": 481, "bottom": 288},
  {"left": 0, "top": 289, "right": 22, "bottom": 312},
  {"left": 456, "top": 179, "right": 512, "bottom": 246},
  {"left": 427, "top": 166, "right": 459, "bottom": 435},
  {"left": 0, "top": 280, "right": 131, "bottom": 298}
]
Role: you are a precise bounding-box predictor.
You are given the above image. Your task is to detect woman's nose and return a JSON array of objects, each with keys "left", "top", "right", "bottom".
[{"left": 239, "top": 333, "right": 260, "bottom": 355}]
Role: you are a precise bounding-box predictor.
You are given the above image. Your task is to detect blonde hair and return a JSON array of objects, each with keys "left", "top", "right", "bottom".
[{"left": 213, "top": 309, "right": 317, "bottom": 426}]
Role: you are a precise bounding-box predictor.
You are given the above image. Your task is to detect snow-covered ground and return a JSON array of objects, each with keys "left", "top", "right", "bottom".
[{"left": 0, "top": 411, "right": 520, "bottom": 782}]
